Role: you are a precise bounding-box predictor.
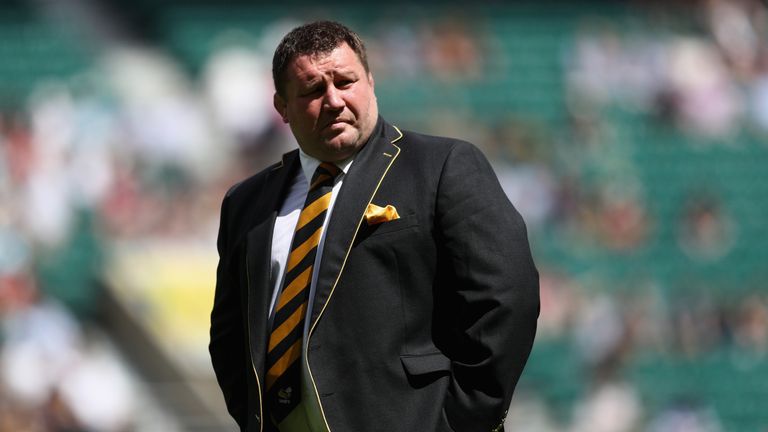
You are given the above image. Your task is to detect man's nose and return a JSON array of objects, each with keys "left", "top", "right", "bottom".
[{"left": 323, "top": 85, "right": 345, "bottom": 111}]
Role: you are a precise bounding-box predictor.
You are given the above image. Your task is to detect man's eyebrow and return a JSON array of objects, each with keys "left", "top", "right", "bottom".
[
  {"left": 335, "top": 69, "right": 357, "bottom": 77},
  {"left": 298, "top": 76, "right": 322, "bottom": 89}
]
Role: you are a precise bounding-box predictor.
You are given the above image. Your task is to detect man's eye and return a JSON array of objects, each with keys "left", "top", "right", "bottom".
[{"left": 337, "top": 80, "right": 354, "bottom": 88}]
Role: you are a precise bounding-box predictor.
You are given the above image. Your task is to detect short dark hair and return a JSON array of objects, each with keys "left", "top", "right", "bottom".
[{"left": 272, "top": 21, "right": 370, "bottom": 97}]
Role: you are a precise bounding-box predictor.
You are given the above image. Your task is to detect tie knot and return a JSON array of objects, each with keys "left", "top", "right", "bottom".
[{"left": 309, "top": 162, "right": 342, "bottom": 191}]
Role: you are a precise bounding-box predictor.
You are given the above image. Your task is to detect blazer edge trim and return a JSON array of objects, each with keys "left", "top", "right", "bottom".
[
  {"left": 245, "top": 250, "right": 264, "bottom": 432},
  {"left": 304, "top": 125, "right": 403, "bottom": 432}
]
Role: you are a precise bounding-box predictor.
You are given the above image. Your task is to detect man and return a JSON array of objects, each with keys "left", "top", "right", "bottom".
[{"left": 210, "top": 21, "right": 539, "bottom": 432}]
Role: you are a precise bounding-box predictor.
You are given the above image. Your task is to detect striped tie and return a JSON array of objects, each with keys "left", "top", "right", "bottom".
[{"left": 265, "top": 161, "right": 341, "bottom": 424}]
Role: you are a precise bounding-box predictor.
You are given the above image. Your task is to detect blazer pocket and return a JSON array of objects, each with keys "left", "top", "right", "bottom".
[
  {"left": 400, "top": 352, "right": 452, "bottom": 376},
  {"left": 365, "top": 214, "right": 418, "bottom": 238}
]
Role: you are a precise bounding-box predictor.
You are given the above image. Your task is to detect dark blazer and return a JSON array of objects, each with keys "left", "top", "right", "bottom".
[{"left": 210, "top": 117, "right": 539, "bottom": 432}]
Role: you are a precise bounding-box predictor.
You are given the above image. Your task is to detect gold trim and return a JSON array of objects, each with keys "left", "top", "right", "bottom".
[
  {"left": 271, "top": 158, "right": 286, "bottom": 171},
  {"left": 245, "top": 252, "right": 264, "bottom": 432},
  {"left": 305, "top": 128, "right": 403, "bottom": 431},
  {"left": 391, "top": 126, "right": 404, "bottom": 143},
  {"left": 383, "top": 152, "right": 392, "bottom": 157}
]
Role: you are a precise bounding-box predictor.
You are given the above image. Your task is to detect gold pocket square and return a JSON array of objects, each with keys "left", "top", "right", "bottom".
[{"left": 364, "top": 203, "right": 400, "bottom": 225}]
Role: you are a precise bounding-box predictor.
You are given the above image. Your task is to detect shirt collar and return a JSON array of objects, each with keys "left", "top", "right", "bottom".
[{"left": 298, "top": 149, "right": 354, "bottom": 185}]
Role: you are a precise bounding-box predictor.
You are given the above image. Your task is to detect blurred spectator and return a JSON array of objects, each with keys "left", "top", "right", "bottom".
[
  {"left": 496, "top": 163, "right": 557, "bottom": 230},
  {"left": 669, "top": 293, "right": 725, "bottom": 357},
  {"left": 567, "top": 23, "right": 665, "bottom": 113},
  {"left": 202, "top": 35, "right": 275, "bottom": 151},
  {"left": 573, "top": 292, "right": 629, "bottom": 373},
  {"left": 369, "top": 22, "right": 424, "bottom": 80},
  {"left": 102, "top": 48, "right": 218, "bottom": 181},
  {"left": 733, "top": 294, "right": 768, "bottom": 354},
  {"left": 594, "top": 186, "right": 650, "bottom": 251},
  {"left": 504, "top": 390, "right": 560, "bottom": 432},
  {"left": 492, "top": 118, "right": 558, "bottom": 229},
  {"left": 57, "top": 342, "right": 135, "bottom": 431},
  {"left": 423, "top": 17, "right": 485, "bottom": 81},
  {"left": 663, "top": 37, "right": 743, "bottom": 138},
  {"left": 537, "top": 270, "right": 580, "bottom": 339},
  {"left": 566, "top": 22, "right": 625, "bottom": 109},
  {"left": 677, "top": 192, "right": 734, "bottom": 261},
  {"left": 570, "top": 380, "right": 643, "bottom": 432},
  {"left": 647, "top": 398, "right": 723, "bottom": 432},
  {"left": 704, "top": 0, "right": 763, "bottom": 78},
  {"left": 749, "top": 49, "right": 768, "bottom": 133}
]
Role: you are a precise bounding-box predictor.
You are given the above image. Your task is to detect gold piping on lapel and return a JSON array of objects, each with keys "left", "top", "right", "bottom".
[
  {"left": 305, "top": 126, "right": 403, "bottom": 432},
  {"left": 392, "top": 126, "right": 404, "bottom": 143},
  {"left": 245, "top": 252, "right": 264, "bottom": 432},
  {"left": 383, "top": 152, "right": 392, "bottom": 157},
  {"left": 271, "top": 157, "right": 286, "bottom": 171}
]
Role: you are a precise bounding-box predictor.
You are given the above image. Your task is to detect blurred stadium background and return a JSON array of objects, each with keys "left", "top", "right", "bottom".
[{"left": 1, "top": 0, "right": 767, "bottom": 431}]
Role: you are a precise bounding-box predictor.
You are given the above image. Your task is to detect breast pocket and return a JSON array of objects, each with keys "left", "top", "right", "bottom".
[{"left": 356, "top": 214, "right": 419, "bottom": 245}]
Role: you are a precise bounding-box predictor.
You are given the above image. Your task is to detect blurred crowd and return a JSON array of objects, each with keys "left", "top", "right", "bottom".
[
  {"left": 0, "top": 277, "right": 136, "bottom": 432},
  {"left": 502, "top": 1, "right": 768, "bottom": 430},
  {"left": 511, "top": 272, "right": 768, "bottom": 431},
  {"left": 2, "top": 0, "right": 768, "bottom": 430},
  {"left": 566, "top": 0, "right": 768, "bottom": 139},
  {"left": 0, "top": 41, "right": 289, "bottom": 429}
]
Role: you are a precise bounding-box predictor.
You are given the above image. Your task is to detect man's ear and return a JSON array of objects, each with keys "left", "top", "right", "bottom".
[
  {"left": 368, "top": 72, "right": 375, "bottom": 89},
  {"left": 273, "top": 92, "right": 288, "bottom": 123}
]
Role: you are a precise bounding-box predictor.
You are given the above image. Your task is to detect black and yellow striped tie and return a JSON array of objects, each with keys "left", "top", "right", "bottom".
[{"left": 265, "top": 161, "right": 341, "bottom": 424}]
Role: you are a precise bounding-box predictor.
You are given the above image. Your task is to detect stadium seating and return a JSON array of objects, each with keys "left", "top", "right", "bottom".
[{"left": 4, "top": 0, "right": 767, "bottom": 429}]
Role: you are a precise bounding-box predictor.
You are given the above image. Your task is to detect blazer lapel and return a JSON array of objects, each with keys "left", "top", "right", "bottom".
[
  {"left": 309, "top": 119, "right": 404, "bottom": 329},
  {"left": 245, "top": 150, "right": 300, "bottom": 375}
]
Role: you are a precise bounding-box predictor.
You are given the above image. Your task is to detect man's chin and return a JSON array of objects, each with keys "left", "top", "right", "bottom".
[
  {"left": 324, "top": 132, "right": 361, "bottom": 150},
  {"left": 316, "top": 140, "right": 361, "bottom": 161},
  {"left": 321, "top": 126, "right": 350, "bottom": 142}
]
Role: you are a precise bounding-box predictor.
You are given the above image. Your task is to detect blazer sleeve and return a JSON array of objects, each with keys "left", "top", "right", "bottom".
[
  {"left": 435, "top": 141, "right": 540, "bottom": 432},
  {"left": 209, "top": 190, "right": 248, "bottom": 430}
]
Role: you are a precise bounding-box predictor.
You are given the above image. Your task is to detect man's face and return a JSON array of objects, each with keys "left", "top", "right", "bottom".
[{"left": 274, "top": 42, "right": 378, "bottom": 162}]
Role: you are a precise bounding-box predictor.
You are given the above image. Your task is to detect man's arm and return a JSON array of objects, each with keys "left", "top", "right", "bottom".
[
  {"left": 209, "top": 190, "right": 248, "bottom": 430},
  {"left": 435, "top": 141, "right": 540, "bottom": 432}
]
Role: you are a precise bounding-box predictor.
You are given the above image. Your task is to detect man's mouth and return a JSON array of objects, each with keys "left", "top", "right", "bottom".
[{"left": 323, "top": 118, "right": 350, "bottom": 130}]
